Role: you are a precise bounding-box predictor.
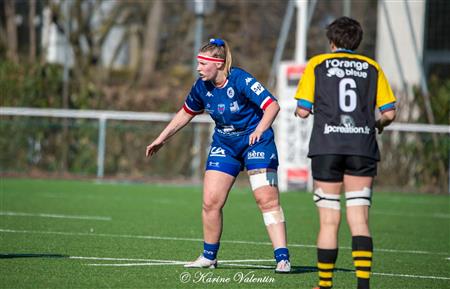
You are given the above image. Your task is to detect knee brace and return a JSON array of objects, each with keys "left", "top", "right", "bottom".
[
  {"left": 249, "top": 170, "right": 278, "bottom": 191},
  {"left": 313, "top": 188, "right": 341, "bottom": 210},
  {"left": 263, "top": 207, "right": 285, "bottom": 226},
  {"left": 345, "top": 187, "right": 372, "bottom": 207}
]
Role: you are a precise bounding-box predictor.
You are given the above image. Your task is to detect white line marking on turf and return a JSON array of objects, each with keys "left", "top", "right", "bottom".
[
  {"left": 71, "top": 256, "right": 274, "bottom": 263},
  {"left": 77, "top": 256, "right": 275, "bottom": 267},
  {"left": 86, "top": 261, "right": 276, "bottom": 268},
  {"left": 371, "top": 210, "right": 450, "bottom": 219},
  {"left": 1, "top": 228, "right": 448, "bottom": 256},
  {"left": 370, "top": 271, "right": 450, "bottom": 281},
  {"left": 70, "top": 256, "right": 182, "bottom": 263},
  {"left": 221, "top": 263, "right": 274, "bottom": 269},
  {"left": 76, "top": 256, "right": 450, "bottom": 280},
  {"left": 87, "top": 262, "right": 186, "bottom": 267},
  {"left": 221, "top": 259, "right": 275, "bottom": 263},
  {"left": 0, "top": 211, "right": 111, "bottom": 221}
]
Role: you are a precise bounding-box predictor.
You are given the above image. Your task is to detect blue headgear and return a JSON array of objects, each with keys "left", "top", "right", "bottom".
[{"left": 209, "top": 38, "right": 225, "bottom": 46}]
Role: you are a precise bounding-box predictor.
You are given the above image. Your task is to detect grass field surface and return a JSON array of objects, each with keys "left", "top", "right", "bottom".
[{"left": 0, "top": 178, "right": 449, "bottom": 289}]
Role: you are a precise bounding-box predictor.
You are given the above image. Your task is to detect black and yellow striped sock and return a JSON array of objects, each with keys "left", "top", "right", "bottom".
[
  {"left": 352, "top": 236, "right": 373, "bottom": 289},
  {"left": 317, "top": 248, "right": 338, "bottom": 289}
]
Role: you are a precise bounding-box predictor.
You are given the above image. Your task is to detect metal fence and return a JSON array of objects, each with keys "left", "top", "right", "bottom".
[{"left": 1, "top": 107, "right": 449, "bottom": 193}]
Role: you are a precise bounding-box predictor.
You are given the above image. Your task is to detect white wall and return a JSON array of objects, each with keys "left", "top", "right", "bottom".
[{"left": 376, "top": 0, "right": 426, "bottom": 91}]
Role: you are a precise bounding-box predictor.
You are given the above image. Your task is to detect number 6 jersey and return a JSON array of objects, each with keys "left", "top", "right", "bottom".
[{"left": 294, "top": 51, "right": 396, "bottom": 161}]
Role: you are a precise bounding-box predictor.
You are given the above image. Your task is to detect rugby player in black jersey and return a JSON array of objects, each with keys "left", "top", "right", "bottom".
[{"left": 294, "top": 17, "right": 396, "bottom": 289}]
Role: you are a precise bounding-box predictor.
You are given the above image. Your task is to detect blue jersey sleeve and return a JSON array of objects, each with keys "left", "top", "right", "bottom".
[
  {"left": 236, "top": 70, "right": 277, "bottom": 111},
  {"left": 183, "top": 80, "right": 204, "bottom": 115}
]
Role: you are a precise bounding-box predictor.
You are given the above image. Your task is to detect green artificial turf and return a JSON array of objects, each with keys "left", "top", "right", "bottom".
[{"left": 0, "top": 178, "right": 449, "bottom": 289}]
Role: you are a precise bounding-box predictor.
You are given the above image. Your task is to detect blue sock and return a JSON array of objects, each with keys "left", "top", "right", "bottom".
[
  {"left": 203, "top": 242, "right": 220, "bottom": 260},
  {"left": 274, "top": 247, "right": 290, "bottom": 262}
]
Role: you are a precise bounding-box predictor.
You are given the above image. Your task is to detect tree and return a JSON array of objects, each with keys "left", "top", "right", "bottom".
[
  {"left": 138, "top": 0, "right": 163, "bottom": 87},
  {"left": 29, "top": 0, "right": 37, "bottom": 63},
  {"left": 4, "top": 0, "right": 18, "bottom": 63}
]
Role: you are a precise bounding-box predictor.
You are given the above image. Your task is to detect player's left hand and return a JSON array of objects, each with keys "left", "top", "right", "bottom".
[{"left": 249, "top": 129, "right": 263, "bottom": 146}]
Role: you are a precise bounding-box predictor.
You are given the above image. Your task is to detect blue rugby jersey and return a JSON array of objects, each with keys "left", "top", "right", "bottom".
[{"left": 183, "top": 67, "right": 277, "bottom": 136}]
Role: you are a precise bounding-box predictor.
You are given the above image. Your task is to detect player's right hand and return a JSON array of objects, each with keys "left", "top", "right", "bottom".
[
  {"left": 375, "top": 119, "right": 384, "bottom": 134},
  {"left": 146, "top": 140, "right": 164, "bottom": 157}
]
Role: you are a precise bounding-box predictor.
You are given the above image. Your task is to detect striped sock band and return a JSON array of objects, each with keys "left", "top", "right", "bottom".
[
  {"left": 317, "top": 248, "right": 338, "bottom": 289},
  {"left": 352, "top": 236, "right": 373, "bottom": 289}
]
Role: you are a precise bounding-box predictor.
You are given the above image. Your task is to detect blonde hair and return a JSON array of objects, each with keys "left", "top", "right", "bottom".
[{"left": 199, "top": 39, "right": 232, "bottom": 77}]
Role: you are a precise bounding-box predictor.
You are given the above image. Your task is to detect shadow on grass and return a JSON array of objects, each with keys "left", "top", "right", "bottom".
[
  {"left": 0, "top": 253, "right": 68, "bottom": 259},
  {"left": 216, "top": 264, "right": 354, "bottom": 274},
  {"left": 290, "top": 266, "right": 354, "bottom": 274}
]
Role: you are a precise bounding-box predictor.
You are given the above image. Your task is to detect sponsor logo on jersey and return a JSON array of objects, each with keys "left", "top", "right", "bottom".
[
  {"left": 205, "top": 103, "right": 213, "bottom": 114},
  {"left": 324, "top": 124, "right": 370, "bottom": 134},
  {"left": 227, "top": 87, "right": 235, "bottom": 98},
  {"left": 210, "top": 147, "right": 226, "bottom": 157},
  {"left": 208, "top": 161, "right": 220, "bottom": 167},
  {"left": 324, "top": 115, "right": 370, "bottom": 134},
  {"left": 218, "top": 125, "right": 236, "bottom": 134},
  {"left": 248, "top": 150, "right": 265, "bottom": 160},
  {"left": 206, "top": 91, "right": 214, "bottom": 97},
  {"left": 245, "top": 77, "right": 253, "bottom": 85},
  {"left": 250, "top": 82, "right": 265, "bottom": 95},
  {"left": 327, "top": 67, "right": 345, "bottom": 78},
  {"left": 217, "top": 103, "right": 225, "bottom": 114},
  {"left": 325, "top": 59, "right": 369, "bottom": 70},
  {"left": 325, "top": 58, "right": 369, "bottom": 79},
  {"left": 340, "top": 114, "right": 355, "bottom": 127},
  {"left": 230, "top": 101, "right": 239, "bottom": 113}
]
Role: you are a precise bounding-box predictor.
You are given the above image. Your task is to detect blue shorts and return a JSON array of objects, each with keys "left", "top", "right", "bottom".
[{"left": 205, "top": 128, "right": 279, "bottom": 177}]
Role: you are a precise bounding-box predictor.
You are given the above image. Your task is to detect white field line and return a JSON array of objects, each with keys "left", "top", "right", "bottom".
[
  {"left": 71, "top": 256, "right": 274, "bottom": 263},
  {"left": 86, "top": 263, "right": 275, "bottom": 269},
  {"left": 70, "top": 256, "right": 183, "bottom": 263},
  {"left": 77, "top": 256, "right": 450, "bottom": 280},
  {"left": 220, "top": 263, "right": 274, "bottom": 269},
  {"left": 0, "top": 211, "right": 111, "bottom": 221},
  {"left": 1, "top": 228, "right": 449, "bottom": 257},
  {"left": 87, "top": 262, "right": 186, "bottom": 267},
  {"left": 78, "top": 256, "right": 275, "bottom": 267},
  {"left": 369, "top": 271, "right": 450, "bottom": 281},
  {"left": 370, "top": 210, "right": 450, "bottom": 219},
  {"left": 86, "top": 262, "right": 274, "bottom": 268}
]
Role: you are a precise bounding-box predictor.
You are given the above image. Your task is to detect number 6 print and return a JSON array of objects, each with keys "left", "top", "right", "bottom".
[{"left": 339, "top": 78, "right": 357, "bottom": 112}]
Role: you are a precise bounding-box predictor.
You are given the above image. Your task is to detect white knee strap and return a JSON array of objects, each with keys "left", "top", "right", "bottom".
[
  {"left": 345, "top": 187, "right": 372, "bottom": 207},
  {"left": 263, "top": 207, "right": 285, "bottom": 226},
  {"left": 313, "top": 188, "right": 341, "bottom": 210},
  {"left": 249, "top": 171, "right": 278, "bottom": 191}
]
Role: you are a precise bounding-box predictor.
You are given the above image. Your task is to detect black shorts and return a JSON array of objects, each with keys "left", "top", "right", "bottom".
[{"left": 311, "top": 155, "right": 377, "bottom": 182}]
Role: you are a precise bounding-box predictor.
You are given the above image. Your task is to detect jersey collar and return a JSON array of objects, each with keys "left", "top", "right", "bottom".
[
  {"left": 211, "top": 79, "right": 228, "bottom": 89},
  {"left": 334, "top": 48, "right": 355, "bottom": 54}
]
